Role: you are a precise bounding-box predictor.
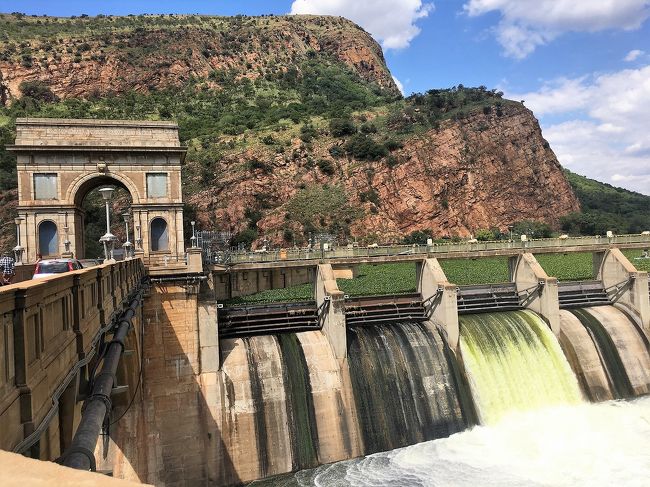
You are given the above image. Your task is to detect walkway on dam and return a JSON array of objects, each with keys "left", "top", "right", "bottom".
[{"left": 208, "top": 233, "right": 650, "bottom": 268}]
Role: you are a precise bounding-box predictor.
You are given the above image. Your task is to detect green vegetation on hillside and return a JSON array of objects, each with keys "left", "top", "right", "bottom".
[
  {"left": 562, "top": 170, "right": 650, "bottom": 235},
  {"left": 1, "top": 13, "right": 648, "bottom": 249}
]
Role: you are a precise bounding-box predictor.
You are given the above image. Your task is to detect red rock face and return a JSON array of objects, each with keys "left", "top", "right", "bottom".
[
  {"left": 186, "top": 104, "right": 580, "bottom": 244},
  {"left": 0, "top": 15, "right": 398, "bottom": 102}
]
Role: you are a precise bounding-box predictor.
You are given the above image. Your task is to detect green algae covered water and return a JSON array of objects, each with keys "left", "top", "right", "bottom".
[{"left": 459, "top": 310, "right": 582, "bottom": 424}]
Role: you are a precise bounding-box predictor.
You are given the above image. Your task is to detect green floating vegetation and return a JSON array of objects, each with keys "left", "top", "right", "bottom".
[
  {"left": 534, "top": 252, "right": 594, "bottom": 282},
  {"left": 622, "top": 249, "right": 650, "bottom": 273},
  {"left": 337, "top": 263, "right": 417, "bottom": 296},
  {"left": 439, "top": 257, "right": 510, "bottom": 285},
  {"left": 222, "top": 283, "right": 314, "bottom": 306}
]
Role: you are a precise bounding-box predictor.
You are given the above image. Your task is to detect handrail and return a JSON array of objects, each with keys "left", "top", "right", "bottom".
[{"left": 207, "top": 233, "right": 650, "bottom": 265}]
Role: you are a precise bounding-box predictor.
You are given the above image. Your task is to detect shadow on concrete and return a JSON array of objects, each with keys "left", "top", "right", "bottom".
[{"left": 107, "top": 282, "right": 240, "bottom": 486}]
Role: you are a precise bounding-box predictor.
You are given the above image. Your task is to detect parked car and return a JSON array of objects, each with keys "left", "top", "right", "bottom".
[{"left": 33, "top": 259, "right": 83, "bottom": 279}]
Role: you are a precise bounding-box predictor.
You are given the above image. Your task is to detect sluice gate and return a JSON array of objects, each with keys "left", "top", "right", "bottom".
[
  {"left": 344, "top": 293, "right": 427, "bottom": 326},
  {"left": 218, "top": 301, "right": 320, "bottom": 338},
  {"left": 558, "top": 280, "right": 611, "bottom": 308},
  {"left": 457, "top": 283, "right": 522, "bottom": 314}
]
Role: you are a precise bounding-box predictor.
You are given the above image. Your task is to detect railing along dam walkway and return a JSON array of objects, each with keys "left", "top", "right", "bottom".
[{"left": 210, "top": 234, "right": 650, "bottom": 266}]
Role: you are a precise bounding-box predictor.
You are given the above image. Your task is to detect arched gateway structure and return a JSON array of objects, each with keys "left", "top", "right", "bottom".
[{"left": 8, "top": 118, "right": 187, "bottom": 264}]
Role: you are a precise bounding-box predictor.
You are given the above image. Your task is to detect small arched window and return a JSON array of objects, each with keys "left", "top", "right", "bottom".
[
  {"left": 38, "top": 220, "right": 58, "bottom": 256},
  {"left": 150, "top": 218, "right": 169, "bottom": 251}
]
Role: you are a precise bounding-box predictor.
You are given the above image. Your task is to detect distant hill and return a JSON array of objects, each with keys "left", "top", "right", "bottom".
[
  {"left": 0, "top": 12, "right": 587, "bottom": 249},
  {"left": 561, "top": 171, "right": 650, "bottom": 235}
]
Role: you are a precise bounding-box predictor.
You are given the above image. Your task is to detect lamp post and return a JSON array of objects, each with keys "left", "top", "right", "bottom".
[
  {"left": 98, "top": 187, "right": 116, "bottom": 262},
  {"left": 63, "top": 225, "right": 71, "bottom": 256},
  {"left": 13, "top": 216, "right": 24, "bottom": 264},
  {"left": 122, "top": 212, "right": 132, "bottom": 259},
  {"left": 190, "top": 220, "right": 197, "bottom": 248},
  {"left": 135, "top": 224, "right": 142, "bottom": 251}
]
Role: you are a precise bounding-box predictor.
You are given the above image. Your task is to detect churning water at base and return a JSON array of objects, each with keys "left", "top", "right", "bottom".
[
  {"left": 459, "top": 310, "right": 582, "bottom": 424},
  {"left": 252, "top": 397, "right": 650, "bottom": 487}
]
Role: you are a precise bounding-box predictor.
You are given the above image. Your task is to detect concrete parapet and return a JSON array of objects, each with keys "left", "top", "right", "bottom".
[
  {"left": 595, "top": 248, "right": 650, "bottom": 329},
  {"left": 187, "top": 247, "right": 203, "bottom": 273},
  {"left": 509, "top": 253, "right": 560, "bottom": 335},
  {"left": 315, "top": 264, "right": 346, "bottom": 359},
  {"left": 0, "top": 259, "right": 145, "bottom": 456},
  {"left": 417, "top": 258, "right": 459, "bottom": 350}
]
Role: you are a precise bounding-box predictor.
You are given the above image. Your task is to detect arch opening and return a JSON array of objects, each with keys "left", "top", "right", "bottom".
[
  {"left": 78, "top": 178, "right": 134, "bottom": 259},
  {"left": 38, "top": 220, "right": 58, "bottom": 257},
  {"left": 151, "top": 218, "right": 169, "bottom": 252}
]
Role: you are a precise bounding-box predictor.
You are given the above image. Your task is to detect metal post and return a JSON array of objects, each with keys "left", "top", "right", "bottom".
[
  {"left": 13, "top": 216, "right": 24, "bottom": 264},
  {"left": 190, "top": 221, "right": 197, "bottom": 248},
  {"left": 99, "top": 187, "right": 116, "bottom": 262},
  {"left": 123, "top": 213, "right": 132, "bottom": 258}
]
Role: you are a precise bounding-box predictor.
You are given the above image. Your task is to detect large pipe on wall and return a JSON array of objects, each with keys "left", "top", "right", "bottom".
[{"left": 61, "top": 292, "right": 143, "bottom": 471}]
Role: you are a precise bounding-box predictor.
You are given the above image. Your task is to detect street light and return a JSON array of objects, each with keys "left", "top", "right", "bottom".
[
  {"left": 98, "top": 187, "right": 116, "bottom": 261},
  {"left": 135, "top": 224, "right": 142, "bottom": 251},
  {"left": 190, "top": 220, "right": 197, "bottom": 248},
  {"left": 122, "top": 212, "right": 132, "bottom": 259},
  {"left": 13, "top": 216, "right": 24, "bottom": 264},
  {"left": 63, "top": 225, "right": 71, "bottom": 255}
]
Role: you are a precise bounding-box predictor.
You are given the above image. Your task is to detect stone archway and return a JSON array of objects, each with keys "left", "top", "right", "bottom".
[{"left": 9, "top": 118, "right": 187, "bottom": 263}]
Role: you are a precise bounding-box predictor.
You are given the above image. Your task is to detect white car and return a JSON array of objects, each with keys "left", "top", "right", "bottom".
[{"left": 33, "top": 259, "right": 83, "bottom": 279}]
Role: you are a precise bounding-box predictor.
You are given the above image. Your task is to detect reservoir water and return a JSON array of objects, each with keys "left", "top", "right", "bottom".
[{"left": 253, "top": 396, "right": 650, "bottom": 486}]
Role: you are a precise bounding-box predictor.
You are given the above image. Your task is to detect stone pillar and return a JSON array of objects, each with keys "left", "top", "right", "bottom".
[
  {"left": 417, "top": 258, "right": 459, "bottom": 350},
  {"left": 509, "top": 252, "right": 560, "bottom": 335},
  {"left": 596, "top": 248, "right": 650, "bottom": 329},
  {"left": 315, "top": 264, "right": 346, "bottom": 359},
  {"left": 187, "top": 248, "right": 203, "bottom": 273}
]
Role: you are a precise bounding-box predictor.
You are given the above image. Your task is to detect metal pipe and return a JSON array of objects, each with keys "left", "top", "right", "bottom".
[
  {"left": 149, "top": 275, "right": 207, "bottom": 283},
  {"left": 61, "top": 293, "right": 142, "bottom": 471}
]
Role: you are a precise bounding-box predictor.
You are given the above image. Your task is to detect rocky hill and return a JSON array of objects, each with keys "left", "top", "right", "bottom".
[{"left": 0, "top": 12, "right": 583, "bottom": 248}]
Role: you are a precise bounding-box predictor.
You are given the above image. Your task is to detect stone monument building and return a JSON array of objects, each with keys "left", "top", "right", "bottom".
[{"left": 8, "top": 118, "right": 187, "bottom": 264}]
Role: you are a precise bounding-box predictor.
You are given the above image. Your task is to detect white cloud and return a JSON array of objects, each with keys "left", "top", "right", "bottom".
[
  {"left": 289, "top": 0, "right": 433, "bottom": 49},
  {"left": 464, "top": 0, "right": 650, "bottom": 58},
  {"left": 507, "top": 65, "right": 650, "bottom": 194},
  {"left": 624, "top": 49, "right": 644, "bottom": 61},
  {"left": 392, "top": 75, "right": 405, "bottom": 95}
]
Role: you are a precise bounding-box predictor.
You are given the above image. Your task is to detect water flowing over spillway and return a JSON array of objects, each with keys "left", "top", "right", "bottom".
[
  {"left": 252, "top": 397, "right": 650, "bottom": 486},
  {"left": 347, "top": 322, "right": 467, "bottom": 454},
  {"left": 458, "top": 310, "right": 582, "bottom": 424}
]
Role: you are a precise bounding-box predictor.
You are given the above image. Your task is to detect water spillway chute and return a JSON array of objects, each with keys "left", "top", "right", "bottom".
[
  {"left": 459, "top": 310, "right": 582, "bottom": 424},
  {"left": 347, "top": 321, "right": 467, "bottom": 454},
  {"left": 218, "top": 331, "right": 361, "bottom": 483},
  {"left": 559, "top": 305, "right": 650, "bottom": 400}
]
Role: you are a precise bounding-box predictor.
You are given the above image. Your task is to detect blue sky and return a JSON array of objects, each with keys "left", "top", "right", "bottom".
[{"left": 9, "top": 0, "right": 650, "bottom": 195}]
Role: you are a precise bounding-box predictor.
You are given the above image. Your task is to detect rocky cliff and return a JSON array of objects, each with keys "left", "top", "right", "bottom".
[
  {"left": 188, "top": 103, "right": 578, "bottom": 241},
  {"left": 0, "top": 13, "right": 580, "bottom": 247},
  {"left": 0, "top": 13, "right": 398, "bottom": 101}
]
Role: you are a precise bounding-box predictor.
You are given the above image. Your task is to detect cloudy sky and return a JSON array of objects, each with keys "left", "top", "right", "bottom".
[{"left": 16, "top": 0, "right": 650, "bottom": 195}]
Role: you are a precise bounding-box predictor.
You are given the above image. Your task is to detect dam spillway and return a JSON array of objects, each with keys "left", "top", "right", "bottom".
[
  {"left": 347, "top": 322, "right": 466, "bottom": 454},
  {"left": 458, "top": 310, "right": 582, "bottom": 424},
  {"left": 6, "top": 249, "right": 650, "bottom": 486},
  {"left": 559, "top": 305, "right": 650, "bottom": 400}
]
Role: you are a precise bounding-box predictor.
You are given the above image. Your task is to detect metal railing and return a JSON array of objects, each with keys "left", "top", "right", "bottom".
[{"left": 205, "top": 234, "right": 650, "bottom": 266}]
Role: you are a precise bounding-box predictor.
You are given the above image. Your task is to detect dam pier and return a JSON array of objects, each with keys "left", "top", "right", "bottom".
[{"left": 1, "top": 119, "right": 650, "bottom": 486}]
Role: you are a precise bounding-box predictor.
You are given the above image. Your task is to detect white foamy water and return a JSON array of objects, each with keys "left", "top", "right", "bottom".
[{"left": 259, "top": 397, "right": 650, "bottom": 487}]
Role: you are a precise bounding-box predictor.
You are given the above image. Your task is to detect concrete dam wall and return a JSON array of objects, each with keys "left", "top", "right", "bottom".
[{"left": 101, "top": 250, "right": 650, "bottom": 486}]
